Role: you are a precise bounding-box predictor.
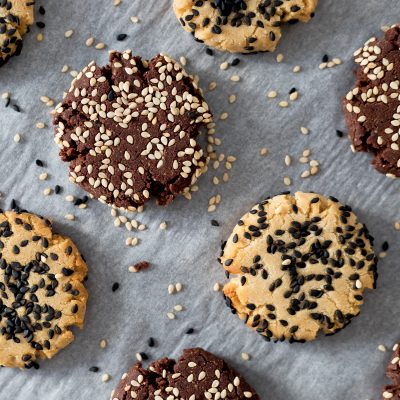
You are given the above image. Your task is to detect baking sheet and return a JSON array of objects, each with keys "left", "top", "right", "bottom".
[{"left": 0, "top": 0, "right": 399, "bottom": 399}]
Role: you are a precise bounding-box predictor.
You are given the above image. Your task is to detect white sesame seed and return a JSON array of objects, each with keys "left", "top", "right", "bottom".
[
  {"left": 241, "top": 352, "right": 250, "bottom": 361},
  {"left": 36, "top": 122, "right": 45, "bottom": 129},
  {"left": 159, "top": 221, "right": 167, "bottom": 230},
  {"left": 293, "top": 65, "right": 301, "bottom": 73},
  {"left": 85, "top": 37, "right": 95, "bottom": 47},
  {"left": 101, "top": 374, "right": 111, "bottom": 383},
  {"left": 276, "top": 53, "right": 284, "bottom": 63},
  {"left": 64, "top": 30, "right": 74, "bottom": 38},
  {"left": 95, "top": 42, "right": 106, "bottom": 50},
  {"left": 260, "top": 147, "right": 268, "bottom": 156},
  {"left": 220, "top": 112, "right": 228, "bottom": 120},
  {"left": 167, "top": 312, "right": 175, "bottom": 320},
  {"left": 283, "top": 176, "right": 292, "bottom": 186},
  {"left": 39, "top": 172, "right": 48, "bottom": 180},
  {"left": 174, "top": 304, "right": 183, "bottom": 312},
  {"left": 36, "top": 33, "right": 43, "bottom": 42},
  {"left": 284, "top": 155, "right": 292, "bottom": 166},
  {"left": 100, "top": 339, "right": 107, "bottom": 349},
  {"left": 168, "top": 284, "right": 175, "bottom": 295},
  {"left": 220, "top": 61, "right": 229, "bottom": 70},
  {"left": 13, "top": 133, "right": 21, "bottom": 143},
  {"left": 1, "top": 92, "right": 10, "bottom": 99},
  {"left": 378, "top": 344, "right": 387, "bottom": 352},
  {"left": 175, "top": 282, "right": 182, "bottom": 292},
  {"left": 43, "top": 188, "right": 52, "bottom": 196},
  {"left": 65, "top": 214, "right": 75, "bottom": 221},
  {"left": 267, "top": 90, "right": 277, "bottom": 99},
  {"left": 130, "top": 16, "right": 140, "bottom": 24},
  {"left": 230, "top": 74, "right": 240, "bottom": 82},
  {"left": 279, "top": 101, "right": 289, "bottom": 108},
  {"left": 300, "top": 126, "right": 309, "bottom": 135},
  {"left": 228, "top": 94, "right": 237, "bottom": 104}
]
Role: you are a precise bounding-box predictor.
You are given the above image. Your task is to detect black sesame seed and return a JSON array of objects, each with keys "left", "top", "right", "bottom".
[
  {"left": 117, "top": 33, "right": 128, "bottom": 41},
  {"left": 89, "top": 366, "right": 99, "bottom": 372},
  {"left": 112, "top": 282, "right": 120, "bottom": 292}
]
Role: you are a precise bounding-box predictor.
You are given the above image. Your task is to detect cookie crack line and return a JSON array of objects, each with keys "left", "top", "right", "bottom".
[
  {"left": 53, "top": 50, "right": 213, "bottom": 211},
  {"left": 219, "top": 192, "right": 378, "bottom": 343}
]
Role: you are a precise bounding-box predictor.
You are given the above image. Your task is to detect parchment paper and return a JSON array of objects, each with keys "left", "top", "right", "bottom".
[{"left": 0, "top": 1, "right": 399, "bottom": 399}]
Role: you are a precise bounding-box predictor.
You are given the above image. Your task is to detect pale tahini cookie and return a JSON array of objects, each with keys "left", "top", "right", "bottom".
[
  {"left": 53, "top": 51, "right": 212, "bottom": 211},
  {"left": 111, "top": 348, "right": 260, "bottom": 400},
  {"left": 0, "top": 210, "right": 88, "bottom": 368},
  {"left": 0, "top": 0, "right": 35, "bottom": 67},
  {"left": 219, "top": 192, "right": 378, "bottom": 343},
  {"left": 343, "top": 25, "right": 400, "bottom": 178},
  {"left": 173, "top": 0, "right": 318, "bottom": 53}
]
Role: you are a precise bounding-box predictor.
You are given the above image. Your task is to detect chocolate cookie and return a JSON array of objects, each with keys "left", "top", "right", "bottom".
[
  {"left": 111, "top": 348, "right": 260, "bottom": 400},
  {"left": 53, "top": 51, "right": 212, "bottom": 210},
  {"left": 0, "top": 210, "right": 88, "bottom": 368},
  {"left": 382, "top": 343, "right": 400, "bottom": 399},
  {"left": 219, "top": 192, "right": 378, "bottom": 342},
  {"left": 343, "top": 25, "right": 400, "bottom": 178},
  {"left": 0, "top": 0, "right": 35, "bottom": 67},
  {"left": 174, "top": 0, "right": 318, "bottom": 53}
]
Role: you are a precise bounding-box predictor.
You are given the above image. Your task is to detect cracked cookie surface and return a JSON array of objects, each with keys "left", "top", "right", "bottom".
[
  {"left": 173, "top": 0, "right": 318, "bottom": 53},
  {"left": 219, "top": 192, "right": 377, "bottom": 342},
  {"left": 111, "top": 348, "right": 260, "bottom": 400},
  {"left": 0, "top": 211, "right": 88, "bottom": 368},
  {"left": 53, "top": 51, "right": 212, "bottom": 210}
]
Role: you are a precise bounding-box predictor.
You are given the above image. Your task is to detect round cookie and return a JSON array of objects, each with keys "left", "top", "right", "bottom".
[
  {"left": 173, "top": 0, "right": 318, "bottom": 53},
  {"left": 53, "top": 51, "right": 212, "bottom": 211},
  {"left": 111, "top": 348, "right": 260, "bottom": 400},
  {"left": 343, "top": 25, "right": 400, "bottom": 178},
  {"left": 0, "top": 0, "right": 35, "bottom": 67},
  {"left": 382, "top": 343, "right": 400, "bottom": 399},
  {"left": 0, "top": 210, "right": 88, "bottom": 368},
  {"left": 219, "top": 192, "right": 378, "bottom": 343}
]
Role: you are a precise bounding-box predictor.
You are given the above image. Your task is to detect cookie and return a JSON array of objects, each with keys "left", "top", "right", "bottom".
[
  {"left": 343, "top": 25, "right": 400, "bottom": 178},
  {"left": 0, "top": 0, "right": 35, "bottom": 67},
  {"left": 173, "top": 0, "right": 318, "bottom": 53},
  {"left": 53, "top": 51, "right": 212, "bottom": 211},
  {"left": 111, "top": 347, "right": 260, "bottom": 400},
  {"left": 219, "top": 192, "right": 378, "bottom": 343},
  {"left": 382, "top": 343, "right": 400, "bottom": 399},
  {"left": 0, "top": 210, "right": 88, "bottom": 368}
]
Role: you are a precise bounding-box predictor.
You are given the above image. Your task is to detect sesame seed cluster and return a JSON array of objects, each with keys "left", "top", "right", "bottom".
[
  {"left": 54, "top": 51, "right": 212, "bottom": 210},
  {"left": 0, "top": 210, "right": 88, "bottom": 368},
  {"left": 111, "top": 348, "right": 259, "bottom": 400},
  {"left": 0, "top": 0, "right": 34, "bottom": 67},
  {"left": 382, "top": 343, "right": 400, "bottom": 399},
  {"left": 343, "top": 25, "right": 400, "bottom": 178},
  {"left": 174, "top": 0, "right": 318, "bottom": 53},
  {"left": 219, "top": 192, "right": 378, "bottom": 342}
]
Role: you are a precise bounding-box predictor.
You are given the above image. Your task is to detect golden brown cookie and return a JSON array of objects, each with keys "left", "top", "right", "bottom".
[
  {"left": 0, "top": 0, "right": 35, "bottom": 67},
  {"left": 173, "top": 0, "right": 318, "bottom": 53},
  {"left": 219, "top": 192, "right": 378, "bottom": 343},
  {"left": 0, "top": 211, "right": 88, "bottom": 369}
]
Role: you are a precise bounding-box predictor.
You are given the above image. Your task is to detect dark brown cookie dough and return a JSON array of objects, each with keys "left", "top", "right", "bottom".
[
  {"left": 382, "top": 343, "right": 400, "bottom": 399},
  {"left": 343, "top": 25, "right": 400, "bottom": 178},
  {"left": 53, "top": 51, "right": 212, "bottom": 211},
  {"left": 111, "top": 348, "right": 260, "bottom": 400}
]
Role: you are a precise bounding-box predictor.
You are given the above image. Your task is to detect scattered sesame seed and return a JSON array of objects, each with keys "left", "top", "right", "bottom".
[
  {"left": 61, "top": 65, "right": 69, "bottom": 73},
  {"left": 276, "top": 53, "right": 284, "bottom": 63},
  {"left": 260, "top": 147, "right": 268, "bottom": 156},
  {"left": 43, "top": 188, "right": 52, "bottom": 196},
  {"left": 241, "top": 352, "right": 250, "bottom": 361},
  {"left": 36, "top": 33, "right": 44, "bottom": 42},
  {"left": 220, "top": 61, "right": 229, "bottom": 70},
  {"left": 85, "top": 37, "right": 95, "bottom": 47},
  {"left": 174, "top": 304, "right": 183, "bottom": 312},
  {"left": 64, "top": 30, "right": 74, "bottom": 38},
  {"left": 213, "top": 283, "right": 221, "bottom": 292},
  {"left": 175, "top": 282, "right": 183, "bottom": 292},
  {"left": 167, "top": 312, "right": 175, "bottom": 320},
  {"left": 101, "top": 373, "right": 110, "bottom": 383},
  {"left": 279, "top": 101, "right": 289, "bottom": 108},
  {"left": 208, "top": 81, "right": 217, "bottom": 91},
  {"left": 100, "top": 339, "right": 107, "bottom": 349},
  {"left": 95, "top": 42, "right": 106, "bottom": 50},
  {"left": 228, "top": 94, "right": 237, "bottom": 104},
  {"left": 293, "top": 65, "right": 301, "bottom": 73},
  {"left": 284, "top": 155, "right": 292, "bottom": 166},
  {"left": 159, "top": 221, "right": 167, "bottom": 230},
  {"left": 267, "top": 90, "right": 277, "bottom": 99},
  {"left": 378, "top": 344, "right": 387, "bottom": 352},
  {"left": 289, "top": 91, "right": 299, "bottom": 101},
  {"left": 64, "top": 214, "right": 75, "bottom": 221},
  {"left": 13, "top": 133, "right": 21, "bottom": 143},
  {"left": 230, "top": 75, "right": 240, "bottom": 82},
  {"left": 220, "top": 112, "right": 228, "bottom": 121},
  {"left": 300, "top": 126, "right": 309, "bottom": 135},
  {"left": 36, "top": 122, "right": 45, "bottom": 129},
  {"left": 130, "top": 16, "right": 140, "bottom": 24},
  {"left": 283, "top": 176, "right": 292, "bottom": 186},
  {"left": 179, "top": 56, "right": 187, "bottom": 66}
]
